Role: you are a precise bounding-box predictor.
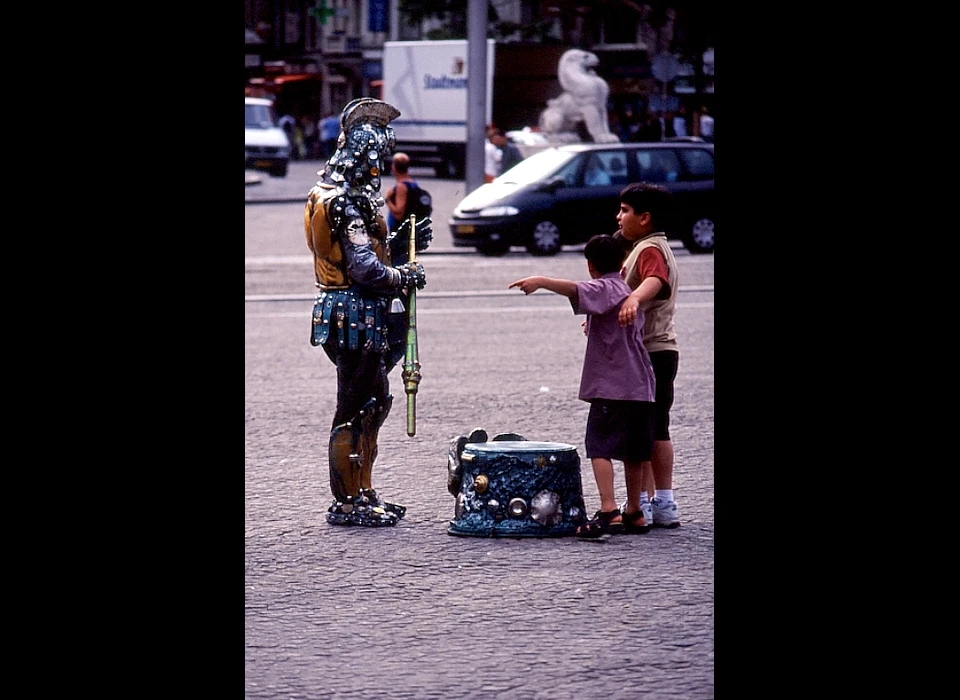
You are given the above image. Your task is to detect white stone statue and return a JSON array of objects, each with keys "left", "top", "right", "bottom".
[{"left": 538, "top": 49, "right": 620, "bottom": 144}]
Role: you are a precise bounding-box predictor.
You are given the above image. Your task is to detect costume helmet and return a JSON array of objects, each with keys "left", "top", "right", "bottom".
[{"left": 319, "top": 98, "right": 400, "bottom": 195}]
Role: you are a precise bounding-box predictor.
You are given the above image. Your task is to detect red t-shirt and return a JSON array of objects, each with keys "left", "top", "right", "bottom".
[{"left": 635, "top": 247, "right": 671, "bottom": 300}]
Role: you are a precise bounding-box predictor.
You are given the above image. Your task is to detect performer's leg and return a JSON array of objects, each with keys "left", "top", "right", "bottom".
[
  {"left": 359, "top": 392, "right": 391, "bottom": 491},
  {"left": 325, "top": 347, "right": 372, "bottom": 503},
  {"left": 357, "top": 358, "right": 405, "bottom": 517},
  {"left": 328, "top": 422, "right": 361, "bottom": 502},
  {"left": 331, "top": 346, "right": 381, "bottom": 428},
  {"left": 325, "top": 348, "right": 402, "bottom": 526}
]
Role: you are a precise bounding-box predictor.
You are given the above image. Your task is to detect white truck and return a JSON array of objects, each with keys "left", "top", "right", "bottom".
[{"left": 381, "top": 39, "right": 495, "bottom": 179}]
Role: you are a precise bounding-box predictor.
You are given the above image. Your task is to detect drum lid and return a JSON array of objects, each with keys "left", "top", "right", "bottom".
[{"left": 464, "top": 441, "right": 575, "bottom": 453}]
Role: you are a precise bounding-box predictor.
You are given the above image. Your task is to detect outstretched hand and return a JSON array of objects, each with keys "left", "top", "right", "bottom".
[{"left": 508, "top": 277, "right": 543, "bottom": 295}]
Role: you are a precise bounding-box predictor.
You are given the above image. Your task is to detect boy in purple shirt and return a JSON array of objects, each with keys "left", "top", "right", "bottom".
[{"left": 509, "top": 235, "right": 656, "bottom": 538}]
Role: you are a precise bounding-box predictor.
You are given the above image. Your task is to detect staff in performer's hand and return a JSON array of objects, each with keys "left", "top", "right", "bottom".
[{"left": 402, "top": 213, "right": 421, "bottom": 437}]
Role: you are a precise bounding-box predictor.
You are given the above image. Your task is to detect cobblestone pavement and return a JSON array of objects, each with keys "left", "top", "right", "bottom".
[{"left": 245, "top": 161, "right": 714, "bottom": 699}]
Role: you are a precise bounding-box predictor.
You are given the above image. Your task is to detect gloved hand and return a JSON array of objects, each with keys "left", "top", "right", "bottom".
[
  {"left": 388, "top": 217, "right": 433, "bottom": 264},
  {"left": 396, "top": 261, "right": 426, "bottom": 290}
]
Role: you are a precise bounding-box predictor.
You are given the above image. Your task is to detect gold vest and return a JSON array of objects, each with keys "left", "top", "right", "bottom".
[{"left": 304, "top": 184, "right": 390, "bottom": 288}]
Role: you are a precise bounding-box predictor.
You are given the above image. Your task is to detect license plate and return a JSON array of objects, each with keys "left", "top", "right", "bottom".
[
  {"left": 456, "top": 225, "right": 475, "bottom": 234},
  {"left": 254, "top": 160, "right": 273, "bottom": 168}
]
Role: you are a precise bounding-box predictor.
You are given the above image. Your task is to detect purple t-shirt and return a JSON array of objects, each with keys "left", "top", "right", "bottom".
[{"left": 571, "top": 273, "right": 656, "bottom": 402}]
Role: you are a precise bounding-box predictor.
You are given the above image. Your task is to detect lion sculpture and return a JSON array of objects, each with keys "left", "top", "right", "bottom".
[{"left": 538, "top": 49, "right": 620, "bottom": 144}]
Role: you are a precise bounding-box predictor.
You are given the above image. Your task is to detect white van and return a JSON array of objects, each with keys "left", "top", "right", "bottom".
[{"left": 245, "top": 97, "right": 291, "bottom": 178}]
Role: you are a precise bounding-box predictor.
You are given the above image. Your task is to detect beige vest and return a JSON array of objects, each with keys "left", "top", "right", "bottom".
[{"left": 622, "top": 232, "right": 679, "bottom": 353}]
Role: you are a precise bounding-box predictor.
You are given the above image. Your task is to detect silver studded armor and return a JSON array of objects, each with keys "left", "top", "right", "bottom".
[{"left": 302, "top": 98, "right": 424, "bottom": 527}]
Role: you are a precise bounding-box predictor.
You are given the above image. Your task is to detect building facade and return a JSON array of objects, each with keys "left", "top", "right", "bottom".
[{"left": 244, "top": 1, "right": 713, "bottom": 132}]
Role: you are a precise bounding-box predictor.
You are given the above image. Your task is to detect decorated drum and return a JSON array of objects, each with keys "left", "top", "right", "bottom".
[{"left": 447, "top": 439, "right": 587, "bottom": 537}]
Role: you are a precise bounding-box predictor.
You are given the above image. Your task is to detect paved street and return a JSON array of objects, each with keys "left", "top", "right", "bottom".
[{"left": 245, "top": 161, "right": 714, "bottom": 699}]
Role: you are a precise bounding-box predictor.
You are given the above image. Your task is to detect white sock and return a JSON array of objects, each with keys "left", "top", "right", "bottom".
[
  {"left": 655, "top": 489, "right": 674, "bottom": 503},
  {"left": 639, "top": 493, "right": 650, "bottom": 505}
]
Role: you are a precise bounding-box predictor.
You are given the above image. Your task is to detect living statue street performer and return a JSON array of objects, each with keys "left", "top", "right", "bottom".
[{"left": 303, "top": 98, "right": 433, "bottom": 527}]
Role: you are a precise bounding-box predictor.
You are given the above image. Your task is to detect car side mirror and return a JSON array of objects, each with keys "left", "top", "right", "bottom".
[{"left": 538, "top": 178, "right": 566, "bottom": 194}]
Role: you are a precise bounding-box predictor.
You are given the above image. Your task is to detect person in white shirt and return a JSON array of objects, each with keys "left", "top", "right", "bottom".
[
  {"left": 484, "top": 133, "right": 502, "bottom": 183},
  {"left": 672, "top": 105, "right": 688, "bottom": 138},
  {"left": 698, "top": 106, "right": 714, "bottom": 142}
]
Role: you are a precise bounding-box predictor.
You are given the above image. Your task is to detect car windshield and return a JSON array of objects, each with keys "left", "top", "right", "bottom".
[
  {"left": 497, "top": 148, "right": 577, "bottom": 184},
  {"left": 245, "top": 103, "right": 276, "bottom": 129}
]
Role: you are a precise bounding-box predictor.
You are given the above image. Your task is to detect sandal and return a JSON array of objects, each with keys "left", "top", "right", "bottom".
[
  {"left": 576, "top": 508, "right": 625, "bottom": 538},
  {"left": 622, "top": 509, "right": 651, "bottom": 534}
]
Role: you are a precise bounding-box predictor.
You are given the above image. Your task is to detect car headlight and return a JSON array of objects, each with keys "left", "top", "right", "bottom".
[{"left": 478, "top": 205, "right": 519, "bottom": 217}]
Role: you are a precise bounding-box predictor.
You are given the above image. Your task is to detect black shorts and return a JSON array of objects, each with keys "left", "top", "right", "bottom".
[
  {"left": 585, "top": 399, "right": 654, "bottom": 462},
  {"left": 650, "top": 350, "right": 679, "bottom": 441}
]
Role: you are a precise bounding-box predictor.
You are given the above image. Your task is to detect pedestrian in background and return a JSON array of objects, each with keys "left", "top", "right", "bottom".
[
  {"left": 492, "top": 128, "right": 524, "bottom": 174},
  {"left": 384, "top": 151, "right": 416, "bottom": 232},
  {"left": 278, "top": 112, "right": 296, "bottom": 136},
  {"left": 662, "top": 111, "right": 675, "bottom": 139},
  {"left": 300, "top": 115, "right": 319, "bottom": 159},
  {"left": 484, "top": 130, "right": 502, "bottom": 183},
  {"left": 319, "top": 111, "right": 340, "bottom": 161},
  {"left": 509, "top": 234, "right": 656, "bottom": 538},
  {"left": 633, "top": 111, "right": 663, "bottom": 142},
  {"left": 620, "top": 105, "right": 641, "bottom": 141},
  {"left": 278, "top": 113, "right": 303, "bottom": 160},
  {"left": 698, "top": 106, "right": 714, "bottom": 142},
  {"left": 672, "top": 105, "right": 689, "bottom": 138},
  {"left": 614, "top": 182, "right": 682, "bottom": 529}
]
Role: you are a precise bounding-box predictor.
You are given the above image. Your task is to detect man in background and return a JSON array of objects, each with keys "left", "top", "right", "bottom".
[
  {"left": 492, "top": 129, "right": 524, "bottom": 174},
  {"left": 384, "top": 152, "right": 416, "bottom": 232},
  {"left": 319, "top": 111, "right": 341, "bottom": 160}
]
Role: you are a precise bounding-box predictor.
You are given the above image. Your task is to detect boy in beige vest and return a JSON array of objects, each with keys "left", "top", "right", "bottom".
[{"left": 615, "top": 183, "right": 681, "bottom": 528}]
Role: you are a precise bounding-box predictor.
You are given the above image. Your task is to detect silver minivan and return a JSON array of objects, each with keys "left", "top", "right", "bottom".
[{"left": 245, "top": 97, "right": 291, "bottom": 178}]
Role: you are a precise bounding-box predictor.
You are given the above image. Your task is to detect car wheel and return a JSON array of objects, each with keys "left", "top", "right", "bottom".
[
  {"left": 685, "top": 216, "right": 714, "bottom": 254},
  {"left": 477, "top": 241, "right": 510, "bottom": 256},
  {"left": 527, "top": 221, "right": 562, "bottom": 256},
  {"left": 270, "top": 162, "right": 288, "bottom": 178}
]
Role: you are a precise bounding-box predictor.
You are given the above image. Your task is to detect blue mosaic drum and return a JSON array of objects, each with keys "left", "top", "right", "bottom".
[{"left": 447, "top": 440, "right": 587, "bottom": 538}]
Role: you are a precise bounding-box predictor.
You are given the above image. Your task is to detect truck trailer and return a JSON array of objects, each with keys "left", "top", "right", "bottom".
[{"left": 381, "top": 40, "right": 565, "bottom": 179}]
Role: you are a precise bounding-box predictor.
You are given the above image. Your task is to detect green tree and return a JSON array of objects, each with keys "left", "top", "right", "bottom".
[{"left": 398, "top": 0, "right": 558, "bottom": 42}]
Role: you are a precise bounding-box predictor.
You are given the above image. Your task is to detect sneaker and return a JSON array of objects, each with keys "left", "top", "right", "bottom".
[
  {"left": 641, "top": 501, "right": 653, "bottom": 527},
  {"left": 651, "top": 498, "right": 680, "bottom": 528}
]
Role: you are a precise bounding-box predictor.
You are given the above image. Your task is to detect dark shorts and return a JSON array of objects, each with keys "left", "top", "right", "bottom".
[
  {"left": 650, "top": 350, "right": 679, "bottom": 441},
  {"left": 585, "top": 399, "right": 654, "bottom": 462}
]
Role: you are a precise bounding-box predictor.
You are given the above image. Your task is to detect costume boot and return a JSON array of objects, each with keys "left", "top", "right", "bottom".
[
  {"left": 358, "top": 395, "right": 405, "bottom": 520},
  {"left": 326, "top": 404, "right": 402, "bottom": 527},
  {"left": 328, "top": 422, "right": 361, "bottom": 503}
]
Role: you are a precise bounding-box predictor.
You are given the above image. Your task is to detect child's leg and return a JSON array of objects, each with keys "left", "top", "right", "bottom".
[
  {"left": 623, "top": 459, "right": 649, "bottom": 514},
  {"left": 642, "top": 462, "right": 656, "bottom": 502},
  {"left": 590, "top": 457, "right": 620, "bottom": 514}
]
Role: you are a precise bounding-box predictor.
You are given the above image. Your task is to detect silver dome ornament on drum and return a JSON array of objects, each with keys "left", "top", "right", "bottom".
[{"left": 446, "top": 433, "right": 587, "bottom": 537}]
